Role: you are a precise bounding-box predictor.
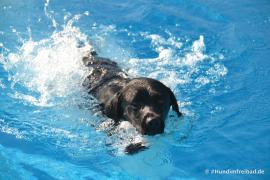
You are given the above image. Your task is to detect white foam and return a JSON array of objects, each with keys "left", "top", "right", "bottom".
[
  {"left": 0, "top": 119, "right": 25, "bottom": 139},
  {"left": 159, "top": 71, "right": 187, "bottom": 89},
  {"left": 127, "top": 35, "right": 211, "bottom": 90},
  {"left": 0, "top": 125, "right": 24, "bottom": 139},
  {"left": 195, "top": 77, "right": 210, "bottom": 85},
  {"left": 97, "top": 118, "right": 145, "bottom": 155},
  {"left": 144, "top": 33, "right": 182, "bottom": 50},
  {"left": 182, "top": 35, "right": 208, "bottom": 66},
  {"left": 158, "top": 48, "right": 173, "bottom": 60},
  {"left": 9, "top": 92, "right": 44, "bottom": 106},
  {"left": 207, "top": 63, "right": 228, "bottom": 77}
]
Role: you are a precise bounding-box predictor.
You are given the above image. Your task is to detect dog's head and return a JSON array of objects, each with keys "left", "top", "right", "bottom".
[{"left": 104, "top": 78, "right": 182, "bottom": 135}]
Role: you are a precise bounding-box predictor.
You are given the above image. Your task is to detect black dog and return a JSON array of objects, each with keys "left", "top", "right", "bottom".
[
  {"left": 82, "top": 51, "right": 182, "bottom": 153},
  {"left": 83, "top": 51, "right": 182, "bottom": 131}
]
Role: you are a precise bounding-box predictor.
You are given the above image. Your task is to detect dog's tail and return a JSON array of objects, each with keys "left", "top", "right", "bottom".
[{"left": 166, "top": 87, "right": 182, "bottom": 117}]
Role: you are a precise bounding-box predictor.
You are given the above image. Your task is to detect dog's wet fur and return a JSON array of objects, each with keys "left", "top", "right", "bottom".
[{"left": 82, "top": 51, "right": 182, "bottom": 154}]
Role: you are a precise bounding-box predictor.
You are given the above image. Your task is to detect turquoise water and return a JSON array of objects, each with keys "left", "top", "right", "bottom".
[{"left": 0, "top": 0, "right": 269, "bottom": 179}]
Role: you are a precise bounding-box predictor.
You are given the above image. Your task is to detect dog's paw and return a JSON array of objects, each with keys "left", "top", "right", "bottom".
[{"left": 124, "top": 142, "right": 148, "bottom": 155}]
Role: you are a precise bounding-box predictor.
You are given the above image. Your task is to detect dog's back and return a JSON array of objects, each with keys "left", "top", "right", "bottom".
[
  {"left": 82, "top": 53, "right": 129, "bottom": 96},
  {"left": 82, "top": 53, "right": 131, "bottom": 119}
]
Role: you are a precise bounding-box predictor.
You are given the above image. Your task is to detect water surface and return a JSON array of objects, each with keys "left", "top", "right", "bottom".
[{"left": 0, "top": 0, "right": 269, "bottom": 179}]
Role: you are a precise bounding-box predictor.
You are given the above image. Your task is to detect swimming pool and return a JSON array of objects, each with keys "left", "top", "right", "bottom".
[{"left": 0, "top": 0, "right": 269, "bottom": 179}]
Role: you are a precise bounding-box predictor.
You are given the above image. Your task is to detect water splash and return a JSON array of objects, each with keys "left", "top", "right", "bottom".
[
  {"left": 182, "top": 35, "right": 208, "bottom": 66},
  {"left": 127, "top": 32, "right": 227, "bottom": 91},
  {"left": 44, "top": 0, "right": 58, "bottom": 29},
  {"left": 3, "top": 17, "right": 92, "bottom": 106}
]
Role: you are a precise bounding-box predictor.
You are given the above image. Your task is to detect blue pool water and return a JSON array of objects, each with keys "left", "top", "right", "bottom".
[{"left": 0, "top": 0, "right": 270, "bottom": 179}]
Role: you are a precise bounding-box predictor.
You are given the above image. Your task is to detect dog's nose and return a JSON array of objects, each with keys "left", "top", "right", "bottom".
[
  {"left": 146, "top": 118, "right": 160, "bottom": 129},
  {"left": 144, "top": 117, "right": 163, "bottom": 135}
]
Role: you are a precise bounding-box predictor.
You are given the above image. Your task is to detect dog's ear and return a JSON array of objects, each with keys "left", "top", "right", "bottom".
[
  {"left": 166, "top": 87, "right": 182, "bottom": 117},
  {"left": 104, "top": 92, "right": 122, "bottom": 122}
]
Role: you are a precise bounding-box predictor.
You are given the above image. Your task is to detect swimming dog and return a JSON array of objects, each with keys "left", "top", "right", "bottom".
[{"left": 82, "top": 51, "right": 182, "bottom": 153}]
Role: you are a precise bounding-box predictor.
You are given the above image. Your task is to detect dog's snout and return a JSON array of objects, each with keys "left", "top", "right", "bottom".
[
  {"left": 144, "top": 115, "right": 164, "bottom": 135},
  {"left": 146, "top": 118, "right": 160, "bottom": 129}
]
